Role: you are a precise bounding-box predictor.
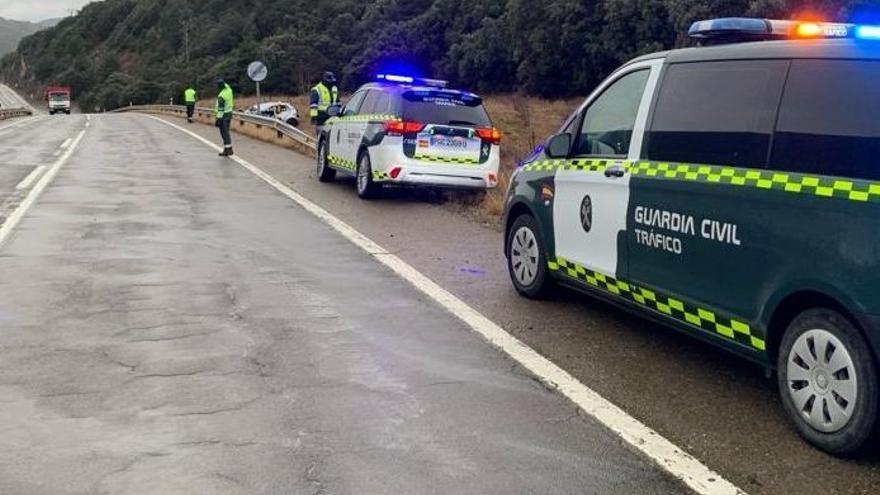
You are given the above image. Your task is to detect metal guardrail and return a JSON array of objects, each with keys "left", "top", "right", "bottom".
[
  {"left": 0, "top": 108, "right": 33, "bottom": 121},
  {"left": 112, "top": 104, "right": 317, "bottom": 151}
]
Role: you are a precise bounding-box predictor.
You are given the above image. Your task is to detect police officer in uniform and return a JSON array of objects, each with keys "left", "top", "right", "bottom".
[
  {"left": 184, "top": 84, "right": 197, "bottom": 123},
  {"left": 309, "top": 71, "right": 339, "bottom": 136},
  {"left": 215, "top": 79, "right": 234, "bottom": 157}
]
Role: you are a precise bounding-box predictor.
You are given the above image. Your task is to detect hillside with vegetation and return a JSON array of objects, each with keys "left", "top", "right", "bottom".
[
  {"left": 0, "top": 0, "right": 873, "bottom": 111},
  {"left": 0, "top": 17, "right": 59, "bottom": 56}
]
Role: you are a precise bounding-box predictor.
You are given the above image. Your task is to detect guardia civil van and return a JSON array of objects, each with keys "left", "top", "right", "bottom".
[
  {"left": 316, "top": 75, "right": 502, "bottom": 199},
  {"left": 503, "top": 18, "right": 880, "bottom": 455}
]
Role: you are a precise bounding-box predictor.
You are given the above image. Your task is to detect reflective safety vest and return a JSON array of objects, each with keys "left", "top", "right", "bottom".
[
  {"left": 309, "top": 83, "right": 339, "bottom": 118},
  {"left": 184, "top": 88, "right": 197, "bottom": 103},
  {"left": 215, "top": 84, "right": 234, "bottom": 118}
]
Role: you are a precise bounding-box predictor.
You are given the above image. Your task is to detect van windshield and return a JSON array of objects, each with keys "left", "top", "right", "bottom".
[
  {"left": 401, "top": 90, "right": 491, "bottom": 127},
  {"left": 49, "top": 93, "right": 68, "bottom": 101}
]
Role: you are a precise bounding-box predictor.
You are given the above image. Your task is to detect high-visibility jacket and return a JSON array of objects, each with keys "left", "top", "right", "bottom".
[
  {"left": 184, "top": 88, "right": 197, "bottom": 104},
  {"left": 309, "top": 82, "right": 339, "bottom": 118},
  {"left": 215, "top": 84, "right": 234, "bottom": 119}
]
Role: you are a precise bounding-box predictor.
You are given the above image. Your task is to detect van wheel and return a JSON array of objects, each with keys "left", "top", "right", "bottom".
[
  {"left": 317, "top": 140, "right": 335, "bottom": 182},
  {"left": 356, "top": 152, "right": 381, "bottom": 199},
  {"left": 506, "top": 214, "right": 553, "bottom": 299},
  {"left": 777, "top": 308, "right": 879, "bottom": 455}
]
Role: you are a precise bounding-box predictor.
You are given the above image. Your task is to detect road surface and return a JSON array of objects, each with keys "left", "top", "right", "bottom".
[
  {"left": 0, "top": 112, "right": 692, "bottom": 494},
  {"left": 149, "top": 112, "right": 880, "bottom": 495}
]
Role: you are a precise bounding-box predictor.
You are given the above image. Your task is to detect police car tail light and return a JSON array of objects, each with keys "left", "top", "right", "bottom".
[
  {"left": 477, "top": 127, "right": 502, "bottom": 145},
  {"left": 390, "top": 167, "right": 402, "bottom": 179},
  {"left": 384, "top": 120, "right": 424, "bottom": 136}
]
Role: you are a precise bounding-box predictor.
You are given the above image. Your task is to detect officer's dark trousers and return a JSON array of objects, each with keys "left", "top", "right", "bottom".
[
  {"left": 218, "top": 115, "right": 232, "bottom": 149},
  {"left": 186, "top": 104, "right": 194, "bottom": 120}
]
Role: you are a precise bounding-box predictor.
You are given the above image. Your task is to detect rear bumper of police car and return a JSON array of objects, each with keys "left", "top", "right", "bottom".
[{"left": 369, "top": 142, "right": 500, "bottom": 189}]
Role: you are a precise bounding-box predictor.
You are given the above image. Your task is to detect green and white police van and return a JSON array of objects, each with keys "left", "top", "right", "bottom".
[{"left": 503, "top": 18, "right": 880, "bottom": 455}]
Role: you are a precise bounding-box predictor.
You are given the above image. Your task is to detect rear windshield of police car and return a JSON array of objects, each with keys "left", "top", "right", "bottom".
[{"left": 401, "top": 90, "right": 491, "bottom": 127}]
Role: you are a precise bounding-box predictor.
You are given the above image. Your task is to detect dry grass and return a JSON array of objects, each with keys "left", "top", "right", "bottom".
[
  {"left": 481, "top": 94, "right": 581, "bottom": 217},
  {"left": 198, "top": 92, "right": 581, "bottom": 220}
]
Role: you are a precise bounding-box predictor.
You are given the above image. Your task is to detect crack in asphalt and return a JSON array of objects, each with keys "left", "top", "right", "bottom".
[
  {"left": 305, "top": 460, "right": 327, "bottom": 495},
  {"left": 94, "top": 451, "right": 172, "bottom": 494},
  {"left": 125, "top": 328, "right": 222, "bottom": 343},
  {"left": 168, "top": 397, "right": 260, "bottom": 417}
]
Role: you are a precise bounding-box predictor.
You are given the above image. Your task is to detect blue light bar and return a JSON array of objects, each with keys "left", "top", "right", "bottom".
[
  {"left": 688, "top": 18, "right": 771, "bottom": 39},
  {"left": 375, "top": 74, "right": 449, "bottom": 88},
  {"left": 856, "top": 25, "right": 880, "bottom": 40},
  {"left": 689, "top": 17, "right": 880, "bottom": 42},
  {"left": 377, "top": 74, "right": 413, "bottom": 84}
]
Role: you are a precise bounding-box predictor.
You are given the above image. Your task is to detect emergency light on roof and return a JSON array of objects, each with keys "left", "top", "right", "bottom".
[
  {"left": 688, "top": 17, "right": 880, "bottom": 42},
  {"left": 376, "top": 74, "right": 448, "bottom": 88}
]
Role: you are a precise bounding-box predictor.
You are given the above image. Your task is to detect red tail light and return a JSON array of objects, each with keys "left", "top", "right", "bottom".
[
  {"left": 390, "top": 167, "right": 402, "bottom": 179},
  {"left": 477, "top": 127, "right": 502, "bottom": 145},
  {"left": 384, "top": 120, "right": 425, "bottom": 136}
]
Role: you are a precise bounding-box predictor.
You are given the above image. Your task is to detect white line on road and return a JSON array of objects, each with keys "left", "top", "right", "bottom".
[
  {"left": 15, "top": 165, "right": 47, "bottom": 190},
  {"left": 60, "top": 138, "right": 72, "bottom": 149},
  {"left": 0, "top": 116, "right": 40, "bottom": 134},
  {"left": 146, "top": 114, "right": 748, "bottom": 495},
  {"left": 0, "top": 130, "right": 86, "bottom": 249}
]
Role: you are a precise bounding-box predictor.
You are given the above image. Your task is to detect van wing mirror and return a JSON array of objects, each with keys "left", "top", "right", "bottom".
[{"left": 546, "top": 133, "right": 572, "bottom": 158}]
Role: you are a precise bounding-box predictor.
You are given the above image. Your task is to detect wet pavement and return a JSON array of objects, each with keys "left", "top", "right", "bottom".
[
  {"left": 150, "top": 112, "right": 880, "bottom": 495},
  {"left": 0, "top": 113, "right": 689, "bottom": 494}
]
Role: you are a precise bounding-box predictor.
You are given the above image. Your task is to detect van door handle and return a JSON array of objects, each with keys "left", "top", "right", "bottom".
[{"left": 604, "top": 166, "right": 626, "bottom": 178}]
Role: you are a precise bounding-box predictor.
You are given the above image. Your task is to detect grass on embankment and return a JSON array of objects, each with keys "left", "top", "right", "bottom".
[{"left": 201, "top": 94, "right": 580, "bottom": 220}]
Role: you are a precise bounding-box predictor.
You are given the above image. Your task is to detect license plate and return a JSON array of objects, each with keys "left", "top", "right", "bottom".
[{"left": 416, "top": 132, "right": 480, "bottom": 160}]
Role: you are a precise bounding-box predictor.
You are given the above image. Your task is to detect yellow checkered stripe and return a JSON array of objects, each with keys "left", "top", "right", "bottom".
[
  {"left": 523, "top": 159, "right": 610, "bottom": 172},
  {"left": 328, "top": 154, "right": 355, "bottom": 171},
  {"left": 372, "top": 170, "right": 389, "bottom": 181},
  {"left": 326, "top": 114, "right": 401, "bottom": 124},
  {"left": 413, "top": 154, "right": 481, "bottom": 165},
  {"left": 547, "top": 256, "right": 766, "bottom": 352},
  {"left": 521, "top": 159, "right": 880, "bottom": 203},
  {"left": 630, "top": 162, "right": 880, "bottom": 202}
]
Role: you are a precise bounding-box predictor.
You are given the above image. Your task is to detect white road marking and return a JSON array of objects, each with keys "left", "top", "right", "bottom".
[
  {"left": 60, "top": 138, "right": 72, "bottom": 149},
  {"left": 145, "top": 114, "right": 748, "bottom": 495},
  {"left": 0, "top": 116, "right": 41, "bottom": 134},
  {"left": 14, "top": 165, "right": 47, "bottom": 190},
  {"left": 0, "top": 130, "right": 86, "bottom": 249}
]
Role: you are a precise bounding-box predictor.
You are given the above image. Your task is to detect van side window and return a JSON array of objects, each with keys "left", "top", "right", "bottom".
[
  {"left": 645, "top": 60, "right": 788, "bottom": 168},
  {"left": 572, "top": 69, "right": 649, "bottom": 157},
  {"left": 771, "top": 60, "right": 880, "bottom": 181}
]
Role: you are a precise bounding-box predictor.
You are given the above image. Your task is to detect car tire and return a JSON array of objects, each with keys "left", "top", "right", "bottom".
[
  {"left": 777, "top": 308, "right": 879, "bottom": 456},
  {"left": 317, "top": 140, "right": 336, "bottom": 183},
  {"left": 287, "top": 118, "right": 299, "bottom": 128},
  {"left": 356, "top": 151, "right": 381, "bottom": 200},
  {"left": 506, "top": 214, "right": 554, "bottom": 299}
]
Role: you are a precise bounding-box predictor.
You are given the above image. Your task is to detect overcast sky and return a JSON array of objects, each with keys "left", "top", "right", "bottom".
[{"left": 0, "top": 0, "right": 98, "bottom": 22}]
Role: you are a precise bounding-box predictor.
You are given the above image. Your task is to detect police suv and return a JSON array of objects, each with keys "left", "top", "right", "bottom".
[
  {"left": 504, "top": 18, "right": 880, "bottom": 455},
  {"left": 316, "top": 75, "right": 502, "bottom": 198}
]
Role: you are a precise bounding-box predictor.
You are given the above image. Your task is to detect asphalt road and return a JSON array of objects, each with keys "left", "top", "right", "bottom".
[
  {"left": 0, "top": 112, "right": 693, "bottom": 494},
  {"left": 152, "top": 114, "right": 880, "bottom": 495}
]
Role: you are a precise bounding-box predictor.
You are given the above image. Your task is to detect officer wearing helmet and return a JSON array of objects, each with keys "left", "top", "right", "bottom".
[
  {"left": 215, "top": 78, "right": 234, "bottom": 156},
  {"left": 309, "top": 71, "right": 339, "bottom": 136}
]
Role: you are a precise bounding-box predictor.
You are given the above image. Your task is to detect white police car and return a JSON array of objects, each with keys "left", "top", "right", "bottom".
[{"left": 315, "top": 75, "right": 502, "bottom": 199}]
